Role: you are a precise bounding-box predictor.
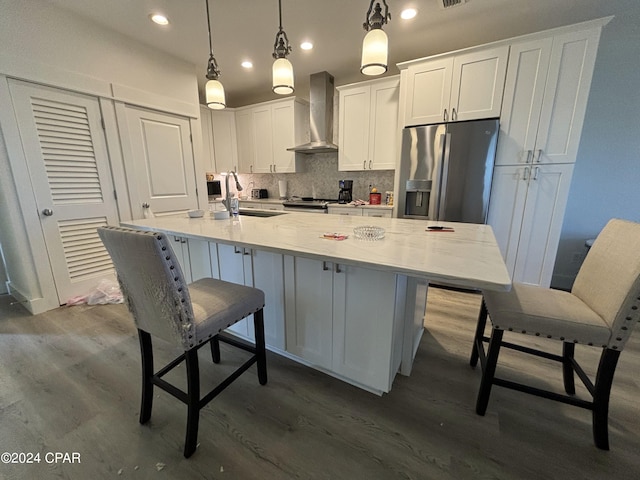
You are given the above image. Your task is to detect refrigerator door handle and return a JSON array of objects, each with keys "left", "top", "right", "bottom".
[{"left": 433, "top": 133, "right": 450, "bottom": 220}]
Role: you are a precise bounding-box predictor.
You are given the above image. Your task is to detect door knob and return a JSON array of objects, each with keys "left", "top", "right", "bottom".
[{"left": 42, "top": 208, "right": 53, "bottom": 216}]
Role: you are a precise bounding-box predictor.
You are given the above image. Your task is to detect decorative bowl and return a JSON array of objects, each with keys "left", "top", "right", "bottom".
[
  {"left": 188, "top": 209, "right": 204, "bottom": 218},
  {"left": 353, "top": 225, "right": 385, "bottom": 241},
  {"left": 212, "top": 210, "right": 230, "bottom": 220}
]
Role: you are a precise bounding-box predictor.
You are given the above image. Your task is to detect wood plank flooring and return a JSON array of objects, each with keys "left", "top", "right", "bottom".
[{"left": 1, "top": 287, "right": 639, "bottom": 479}]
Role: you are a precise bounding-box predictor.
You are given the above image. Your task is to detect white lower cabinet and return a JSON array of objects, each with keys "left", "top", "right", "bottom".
[
  {"left": 327, "top": 206, "right": 392, "bottom": 218},
  {"left": 210, "top": 242, "right": 285, "bottom": 349},
  {"left": 284, "top": 255, "right": 401, "bottom": 392},
  {"left": 488, "top": 163, "right": 574, "bottom": 287}
]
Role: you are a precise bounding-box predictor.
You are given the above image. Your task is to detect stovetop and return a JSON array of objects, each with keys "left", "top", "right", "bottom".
[{"left": 282, "top": 198, "right": 337, "bottom": 209}]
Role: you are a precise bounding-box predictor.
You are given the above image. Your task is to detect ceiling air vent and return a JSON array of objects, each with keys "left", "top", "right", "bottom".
[{"left": 441, "top": 0, "right": 467, "bottom": 9}]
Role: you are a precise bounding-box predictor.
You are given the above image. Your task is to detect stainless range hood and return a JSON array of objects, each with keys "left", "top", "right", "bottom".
[{"left": 288, "top": 71, "right": 338, "bottom": 154}]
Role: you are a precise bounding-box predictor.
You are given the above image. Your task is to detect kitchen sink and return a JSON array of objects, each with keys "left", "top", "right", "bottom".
[{"left": 238, "top": 209, "right": 287, "bottom": 218}]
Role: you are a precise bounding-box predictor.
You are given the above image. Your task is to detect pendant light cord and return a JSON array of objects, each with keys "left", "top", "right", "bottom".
[
  {"left": 206, "top": 0, "right": 213, "bottom": 55},
  {"left": 278, "top": 0, "right": 283, "bottom": 31}
]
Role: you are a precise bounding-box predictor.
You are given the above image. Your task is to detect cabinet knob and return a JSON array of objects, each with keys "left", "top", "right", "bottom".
[
  {"left": 369, "top": 160, "right": 372, "bottom": 169},
  {"left": 363, "top": 160, "right": 366, "bottom": 170},
  {"left": 334, "top": 263, "right": 342, "bottom": 274},
  {"left": 443, "top": 109, "right": 448, "bottom": 122},
  {"left": 534, "top": 149, "right": 543, "bottom": 163},
  {"left": 452, "top": 108, "right": 457, "bottom": 121},
  {"left": 142, "top": 202, "right": 150, "bottom": 209},
  {"left": 523, "top": 167, "right": 530, "bottom": 181},
  {"left": 42, "top": 208, "right": 54, "bottom": 216},
  {"left": 322, "top": 261, "right": 329, "bottom": 271}
]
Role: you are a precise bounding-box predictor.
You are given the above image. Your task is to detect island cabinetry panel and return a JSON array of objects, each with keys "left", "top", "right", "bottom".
[
  {"left": 235, "top": 98, "right": 309, "bottom": 174},
  {"left": 283, "top": 255, "right": 334, "bottom": 369},
  {"left": 488, "top": 163, "right": 574, "bottom": 287},
  {"left": 401, "top": 45, "right": 508, "bottom": 126},
  {"left": 210, "top": 242, "right": 285, "bottom": 349},
  {"left": 338, "top": 77, "right": 399, "bottom": 171},
  {"left": 284, "top": 255, "right": 402, "bottom": 392}
]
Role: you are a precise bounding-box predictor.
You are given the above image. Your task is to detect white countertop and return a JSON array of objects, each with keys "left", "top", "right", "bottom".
[{"left": 122, "top": 214, "right": 511, "bottom": 292}]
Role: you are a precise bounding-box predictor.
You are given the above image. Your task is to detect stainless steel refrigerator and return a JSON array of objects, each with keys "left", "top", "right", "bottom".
[{"left": 397, "top": 118, "right": 499, "bottom": 223}]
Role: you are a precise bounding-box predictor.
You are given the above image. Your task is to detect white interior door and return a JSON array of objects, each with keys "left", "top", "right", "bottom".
[
  {"left": 8, "top": 80, "right": 119, "bottom": 304},
  {"left": 122, "top": 106, "right": 197, "bottom": 216}
]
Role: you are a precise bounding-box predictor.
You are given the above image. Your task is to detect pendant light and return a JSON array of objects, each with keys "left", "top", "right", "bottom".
[
  {"left": 272, "top": 0, "right": 294, "bottom": 95},
  {"left": 204, "top": 0, "right": 225, "bottom": 109},
  {"left": 361, "top": 1, "right": 391, "bottom": 76}
]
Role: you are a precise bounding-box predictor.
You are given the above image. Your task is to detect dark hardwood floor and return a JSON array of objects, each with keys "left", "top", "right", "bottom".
[{"left": 1, "top": 287, "right": 639, "bottom": 479}]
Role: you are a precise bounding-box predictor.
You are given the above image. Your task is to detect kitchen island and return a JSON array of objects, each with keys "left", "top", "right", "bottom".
[{"left": 122, "top": 213, "right": 510, "bottom": 394}]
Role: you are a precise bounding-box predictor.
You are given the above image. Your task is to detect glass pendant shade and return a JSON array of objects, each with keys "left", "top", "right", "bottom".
[
  {"left": 272, "top": 57, "right": 294, "bottom": 95},
  {"left": 360, "top": 28, "right": 388, "bottom": 76},
  {"left": 206, "top": 79, "right": 226, "bottom": 109}
]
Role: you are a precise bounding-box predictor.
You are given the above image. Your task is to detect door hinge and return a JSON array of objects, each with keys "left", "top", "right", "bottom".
[
  {"left": 113, "top": 189, "right": 118, "bottom": 200},
  {"left": 100, "top": 117, "right": 106, "bottom": 130},
  {"left": 190, "top": 133, "right": 193, "bottom": 143}
]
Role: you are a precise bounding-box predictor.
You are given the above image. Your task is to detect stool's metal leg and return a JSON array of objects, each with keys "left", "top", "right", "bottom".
[
  {"left": 138, "top": 330, "right": 154, "bottom": 424},
  {"left": 593, "top": 348, "right": 620, "bottom": 450},
  {"left": 184, "top": 349, "right": 200, "bottom": 458},
  {"left": 470, "top": 300, "right": 488, "bottom": 367},
  {"left": 210, "top": 336, "right": 221, "bottom": 364},
  {"left": 476, "top": 327, "right": 503, "bottom": 416},
  {"left": 253, "top": 309, "right": 268, "bottom": 385},
  {"left": 562, "top": 342, "right": 576, "bottom": 395}
]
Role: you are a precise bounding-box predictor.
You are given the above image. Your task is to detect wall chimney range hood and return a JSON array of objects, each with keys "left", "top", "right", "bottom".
[{"left": 288, "top": 71, "right": 338, "bottom": 154}]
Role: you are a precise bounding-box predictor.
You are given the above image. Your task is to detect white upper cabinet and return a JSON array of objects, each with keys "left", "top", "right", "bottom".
[
  {"left": 338, "top": 76, "right": 399, "bottom": 171},
  {"left": 200, "top": 107, "right": 238, "bottom": 173},
  {"left": 496, "top": 28, "right": 600, "bottom": 166},
  {"left": 200, "top": 105, "right": 215, "bottom": 173},
  {"left": 235, "top": 97, "right": 309, "bottom": 174},
  {"left": 210, "top": 110, "right": 238, "bottom": 173},
  {"left": 401, "top": 45, "right": 509, "bottom": 126}
]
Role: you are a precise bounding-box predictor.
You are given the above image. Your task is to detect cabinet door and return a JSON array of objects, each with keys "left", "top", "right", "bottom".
[
  {"left": 369, "top": 79, "right": 399, "bottom": 170},
  {"left": 534, "top": 29, "right": 600, "bottom": 164},
  {"left": 495, "top": 38, "right": 552, "bottom": 166},
  {"left": 284, "top": 256, "right": 333, "bottom": 369},
  {"left": 170, "top": 236, "right": 192, "bottom": 283},
  {"left": 252, "top": 106, "right": 274, "bottom": 173},
  {"left": 200, "top": 106, "right": 215, "bottom": 172},
  {"left": 338, "top": 84, "right": 370, "bottom": 171},
  {"left": 404, "top": 57, "right": 453, "bottom": 126},
  {"left": 188, "top": 238, "right": 212, "bottom": 281},
  {"left": 250, "top": 249, "right": 285, "bottom": 349},
  {"left": 217, "top": 243, "right": 251, "bottom": 337},
  {"left": 272, "top": 101, "right": 296, "bottom": 173},
  {"left": 451, "top": 45, "right": 509, "bottom": 121},
  {"left": 235, "top": 109, "right": 254, "bottom": 174},
  {"left": 332, "top": 264, "right": 398, "bottom": 392},
  {"left": 211, "top": 110, "right": 238, "bottom": 173},
  {"left": 487, "top": 165, "right": 529, "bottom": 276},
  {"left": 513, "top": 163, "right": 574, "bottom": 287}
]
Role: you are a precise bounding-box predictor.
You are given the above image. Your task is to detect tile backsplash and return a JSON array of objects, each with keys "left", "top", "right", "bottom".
[{"left": 218, "top": 153, "right": 395, "bottom": 201}]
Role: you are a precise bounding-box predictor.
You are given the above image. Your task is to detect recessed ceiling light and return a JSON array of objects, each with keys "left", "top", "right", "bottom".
[
  {"left": 241, "top": 61, "right": 253, "bottom": 69},
  {"left": 300, "top": 41, "right": 313, "bottom": 51},
  {"left": 149, "top": 13, "right": 169, "bottom": 25},
  {"left": 400, "top": 8, "right": 417, "bottom": 20}
]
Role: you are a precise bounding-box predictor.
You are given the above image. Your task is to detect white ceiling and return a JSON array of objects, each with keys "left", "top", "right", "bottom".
[{"left": 47, "top": 0, "right": 627, "bottom": 107}]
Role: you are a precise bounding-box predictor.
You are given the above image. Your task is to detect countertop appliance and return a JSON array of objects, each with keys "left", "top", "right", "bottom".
[
  {"left": 397, "top": 118, "right": 499, "bottom": 223},
  {"left": 338, "top": 180, "right": 353, "bottom": 204},
  {"left": 251, "top": 188, "right": 269, "bottom": 199},
  {"left": 282, "top": 198, "right": 333, "bottom": 213}
]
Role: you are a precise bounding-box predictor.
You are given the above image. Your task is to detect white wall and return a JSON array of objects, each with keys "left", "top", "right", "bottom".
[
  {"left": 552, "top": 6, "right": 640, "bottom": 289},
  {"left": 0, "top": 0, "right": 201, "bottom": 312},
  {"left": 0, "top": 0, "right": 198, "bottom": 107}
]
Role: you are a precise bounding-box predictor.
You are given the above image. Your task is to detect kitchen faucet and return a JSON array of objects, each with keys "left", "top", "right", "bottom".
[{"left": 222, "top": 171, "right": 243, "bottom": 213}]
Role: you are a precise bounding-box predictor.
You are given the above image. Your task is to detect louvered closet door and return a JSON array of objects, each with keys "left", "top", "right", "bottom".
[{"left": 8, "top": 80, "right": 119, "bottom": 304}]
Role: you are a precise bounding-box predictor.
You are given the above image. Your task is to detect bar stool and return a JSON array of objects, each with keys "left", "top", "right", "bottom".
[{"left": 98, "top": 226, "right": 267, "bottom": 458}]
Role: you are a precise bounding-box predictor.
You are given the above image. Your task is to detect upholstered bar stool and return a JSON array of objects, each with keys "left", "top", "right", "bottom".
[
  {"left": 98, "top": 226, "right": 267, "bottom": 458},
  {"left": 470, "top": 218, "right": 640, "bottom": 449}
]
